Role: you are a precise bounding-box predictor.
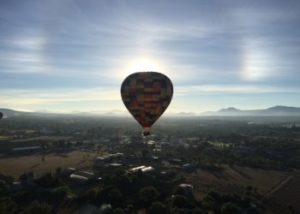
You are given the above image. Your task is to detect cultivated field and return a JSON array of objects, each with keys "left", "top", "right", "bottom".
[
  {"left": 0, "top": 151, "right": 99, "bottom": 178},
  {"left": 266, "top": 171, "right": 300, "bottom": 213},
  {"left": 184, "top": 165, "right": 290, "bottom": 200}
]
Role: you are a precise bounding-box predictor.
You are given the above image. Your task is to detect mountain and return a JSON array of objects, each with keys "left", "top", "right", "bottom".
[
  {"left": 219, "top": 107, "right": 241, "bottom": 113},
  {"left": 202, "top": 106, "right": 300, "bottom": 116},
  {"left": 0, "top": 109, "right": 29, "bottom": 118},
  {"left": 0, "top": 108, "right": 128, "bottom": 118},
  {"left": 171, "top": 112, "right": 196, "bottom": 117},
  {"left": 2, "top": 106, "right": 300, "bottom": 118},
  {"left": 0, "top": 108, "right": 69, "bottom": 119}
]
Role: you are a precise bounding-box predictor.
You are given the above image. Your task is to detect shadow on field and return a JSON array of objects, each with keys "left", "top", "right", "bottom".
[
  {"left": 210, "top": 170, "right": 229, "bottom": 180},
  {"left": 230, "top": 165, "right": 252, "bottom": 179},
  {"left": 29, "top": 163, "right": 41, "bottom": 169}
]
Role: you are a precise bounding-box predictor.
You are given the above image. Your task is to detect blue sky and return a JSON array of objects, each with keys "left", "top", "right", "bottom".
[{"left": 0, "top": 0, "right": 300, "bottom": 114}]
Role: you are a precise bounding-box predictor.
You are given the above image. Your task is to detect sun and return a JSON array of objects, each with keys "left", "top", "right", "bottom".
[
  {"left": 129, "top": 58, "right": 159, "bottom": 72},
  {"left": 127, "top": 57, "right": 160, "bottom": 73},
  {"left": 116, "top": 56, "right": 169, "bottom": 81},
  {"left": 119, "top": 57, "right": 160, "bottom": 79}
]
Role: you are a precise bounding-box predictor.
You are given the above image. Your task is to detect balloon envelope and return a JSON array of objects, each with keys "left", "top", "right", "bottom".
[{"left": 121, "top": 72, "right": 173, "bottom": 135}]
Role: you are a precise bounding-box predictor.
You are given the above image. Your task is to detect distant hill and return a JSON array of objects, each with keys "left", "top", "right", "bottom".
[
  {"left": 170, "top": 112, "right": 196, "bottom": 117},
  {"left": 202, "top": 106, "right": 300, "bottom": 116},
  {"left": 0, "top": 108, "right": 127, "bottom": 118},
  {"left": 0, "top": 109, "right": 28, "bottom": 118},
  {"left": 0, "top": 108, "right": 54, "bottom": 118},
  {"left": 1, "top": 106, "right": 300, "bottom": 118}
]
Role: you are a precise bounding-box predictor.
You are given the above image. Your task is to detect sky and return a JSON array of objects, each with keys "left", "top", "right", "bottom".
[{"left": 0, "top": 0, "right": 300, "bottom": 114}]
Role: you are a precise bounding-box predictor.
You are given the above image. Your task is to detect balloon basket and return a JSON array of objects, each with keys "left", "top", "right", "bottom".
[{"left": 142, "top": 127, "right": 151, "bottom": 138}]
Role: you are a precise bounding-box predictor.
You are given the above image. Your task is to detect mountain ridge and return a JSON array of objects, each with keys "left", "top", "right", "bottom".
[
  {"left": 202, "top": 105, "right": 300, "bottom": 116},
  {"left": 1, "top": 105, "right": 300, "bottom": 118}
]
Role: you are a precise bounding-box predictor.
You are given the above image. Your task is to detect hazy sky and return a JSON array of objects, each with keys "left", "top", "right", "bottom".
[{"left": 1, "top": 0, "right": 300, "bottom": 114}]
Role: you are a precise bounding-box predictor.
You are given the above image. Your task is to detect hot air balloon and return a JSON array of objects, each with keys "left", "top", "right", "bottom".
[{"left": 121, "top": 72, "right": 173, "bottom": 136}]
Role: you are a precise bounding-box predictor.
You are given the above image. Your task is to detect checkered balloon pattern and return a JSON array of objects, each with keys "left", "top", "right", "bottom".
[{"left": 121, "top": 72, "right": 173, "bottom": 129}]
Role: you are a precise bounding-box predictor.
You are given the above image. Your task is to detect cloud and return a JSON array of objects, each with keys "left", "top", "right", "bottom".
[
  {"left": 175, "top": 84, "right": 300, "bottom": 95},
  {"left": 1, "top": 0, "right": 300, "bottom": 112},
  {"left": 1, "top": 84, "right": 298, "bottom": 107},
  {"left": 240, "top": 39, "right": 274, "bottom": 81},
  {"left": 0, "top": 36, "right": 49, "bottom": 74},
  {"left": 0, "top": 87, "right": 121, "bottom": 108}
]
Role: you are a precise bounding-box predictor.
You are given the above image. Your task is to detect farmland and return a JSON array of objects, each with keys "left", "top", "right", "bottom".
[
  {"left": 184, "top": 165, "right": 290, "bottom": 199},
  {"left": 0, "top": 151, "right": 98, "bottom": 178},
  {"left": 266, "top": 172, "right": 300, "bottom": 214}
]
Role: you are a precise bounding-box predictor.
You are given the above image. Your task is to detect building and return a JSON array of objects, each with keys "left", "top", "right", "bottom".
[
  {"left": 128, "top": 165, "right": 154, "bottom": 174},
  {"left": 12, "top": 146, "right": 41, "bottom": 153}
]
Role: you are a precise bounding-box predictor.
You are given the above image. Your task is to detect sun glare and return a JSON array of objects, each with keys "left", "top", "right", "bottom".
[
  {"left": 130, "top": 58, "right": 159, "bottom": 72},
  {"left": 118, "top": 57, "right": 166, "bottom": 80}
]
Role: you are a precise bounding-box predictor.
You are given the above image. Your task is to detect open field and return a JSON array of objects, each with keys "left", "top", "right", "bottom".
[
  {"left": 10, "top": 136, "right": 72, "bottom": 143},
  {"left": 0, "top": 136, "right": 11, "bottom": 141},
  {"left": 0, "top": 151, "right": 99, "bottom": 178},
  {"left": 0, "top": 136, "right": 73, "bottom": 153},
  {"left": 184, "top": 165, "right": 290, "bottom": 200},
  {"left": 265, "top": 171, "right": 300, "bottom": 213}
]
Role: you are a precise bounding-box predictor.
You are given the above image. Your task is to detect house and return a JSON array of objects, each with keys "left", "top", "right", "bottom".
[
  {"left": 94, "top": 153, "right": 124, "bottom": 167},
  {"left": 70, "top": 174, "right": 89, "bottom": 183},
  {"left": 128, "top": 165, "right": 154, "bottom": 174},
  {"left": 12, "top": 146, "right": 41, "bottom": 153}
]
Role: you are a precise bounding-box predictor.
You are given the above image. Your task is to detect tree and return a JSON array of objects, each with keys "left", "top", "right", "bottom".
[
  {"left": 55, "top": 167, "right": 62, "bottom": 176},
  {"left": 221, "top": 202, "right": 241, "bottom": 214},
  {"left": 0, "top": 200, "right": 18, "bottom": 214},
  {"left": 35, "top": 173, "right": 58, "bottom": 188},
  {"left": 202, "top": 191, "right": 222, "bottom": 211},
  {"left": 172, "top": 195, "right": 189, "bottom": 209},
  {"left": 107, "top": 188, "right": 123, "bottom": 205},
  {"left": 139, "top": 186, "right": 160, "bottom": 206},
  {"left": 24, "top": 201, "right": 51, "bottom": 214},
  {"left": 54, "top": 186, "right": 69, "bottom": 203},
  {"left": 193, "top": 207, "right": 205, "bottom": 214},
  {"left": 141, "top": 149, "right": 150, "bottom": 159},
  {"left": 113, "top": 208, "right": 125, "bottom": 214},
  {"left": 149, "top": 201, "right": 167, "bottom": 214}
]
